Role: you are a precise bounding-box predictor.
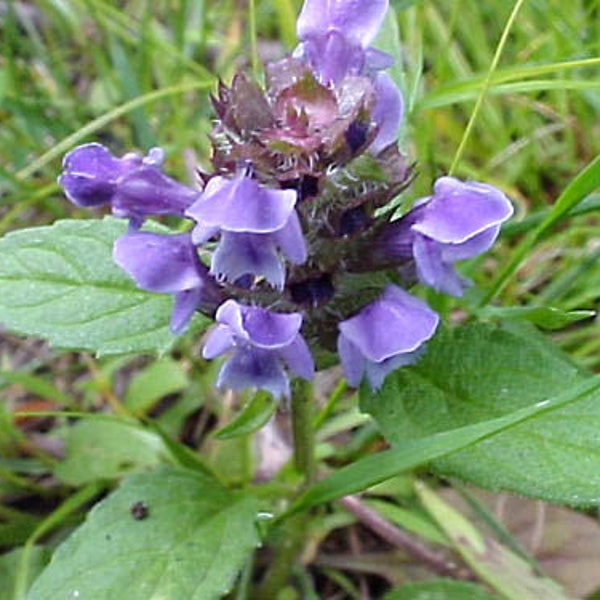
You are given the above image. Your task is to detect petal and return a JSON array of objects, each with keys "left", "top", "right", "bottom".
[
  {"left": 171, "top": 288, "right": 203, "bottom": 334},
  {"left": 412, "top": 176, "right": 513, "bottom": 244},
  {"left": 375, "top": 217, "right": 416, "bottom": 261},
  {"left": 440, "top": 225, "right": 500, "bottom": 262},
  {"left": 143, "top": 147, "right": 165, "bottom": 167},
  {"left": 297, "top": 0, "right": 389, "bottom": 47},
  {"left": 112, "top": 167, "right": 199, "bottom": 219},
  {"left": 273, "top": 211, "right": 308, "bottom": 265},
  {"left": 370, "top": 72, "right": 404, "bottom": 154},
  {"left": 59, "top": 173, "right": 117, "bottom": 208},
  {"left": 298, "top": 33, "right": 364, "bottom": 84},
  {"left": 242, "top": 307, "right": 303, "bottom": 350},
  {"left": 203, "top": 324, "right": 236, "bottom": 359},
  {"left": 113, "top": 232, "right": 205, "bottom": 293},
  {"left": 413, "top": 235, "right": 469, "bottom": 296},
  {"left": 278, "top": 334, "right": 315, "bottom": 380},
  {"left": 187, "top": 175, "right": 297, "bottom": 234},
  {"left": 339, "top": 285, "right": 439, "bottom": 362},
  {"left": 191, "top": 222, "right": 220, "bottom": 245},
  {"left": 211, "top": 232, "right": 285, "bottom": 289},
  {"left": 365, "top": 47, "right": 395, "bottom": 71},
  {"left": 62, "top": 143, "right": 140, "bottom": 180},
  {"left": 337, "top": 333, "right": 366, "bottom": 387},
  {"left": 365, "top": 347, "right": 423, "bottom": 389},
  {"left": 217, "top": 348, "right": 290, "bottom": 399}
]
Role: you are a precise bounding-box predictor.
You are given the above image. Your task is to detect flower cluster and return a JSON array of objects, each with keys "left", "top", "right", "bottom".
[{"left": 58, "top": 0, "right": 512, "bottom": 398}]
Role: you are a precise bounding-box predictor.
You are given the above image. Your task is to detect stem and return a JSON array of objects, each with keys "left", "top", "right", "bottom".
[
  {"left": 251, "top": 380, "right": 316, "bottom": 598},
  {"left": 291, "top": 378, "right": 316, "bottom": 487}
]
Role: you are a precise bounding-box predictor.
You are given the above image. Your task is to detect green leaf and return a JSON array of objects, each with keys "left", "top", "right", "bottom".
[
  {"left": 385, "top": 579, "right": 500, "bottom": 600},
  {"left": 27, "top": 467, "right": 260, "bottom": 600},
  {"left": 0, "top": 371, "right": 75, "bottom": 406},
  {"left": 288, "top": 371, "right": 600, "bottom": 515},
  {"left": 0, "top": 547, "right": 50, "bottom": 600},
  {"left": 362, "top": 322, "right": 600, "bottom": 505},
  {"left": 54, "top": 418, "right": 172, "bottom": 485},
  {"left": 0, "top": 217, "right": 195, "bottom": 355},
  {"left": 125, "top": 358, "right": 189, "bottom": 414},
  {"left": 214, "top": 392, "right": 277, "bottom": 440}
]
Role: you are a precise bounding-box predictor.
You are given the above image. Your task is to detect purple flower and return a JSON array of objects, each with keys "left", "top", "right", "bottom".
[
  {"left": 295, "top": 0, "right": 391, "bottom": 85},
  {"left": 381, "top": 176, "right": 514, "bottom": 296},
  {"left": 59, "top": 143, "right": 199, "bottom": 227},
  {"left": 186, "top": 174, "right": 307, "bottom": 287},
  {"left": 203, "top": 300, "right": 315, "bottom": 398},
  {"left": 113, "top": 232, "right": 219, "bottom": 334},
  {"left": 338, "top": 285, "right": 439, "bottom": 389}
]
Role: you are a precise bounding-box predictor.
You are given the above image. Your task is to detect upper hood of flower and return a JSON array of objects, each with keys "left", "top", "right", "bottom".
[
  {"left": 186, "top": 174, "right": 297, "bottom": 234},
  {"left": 411, "top": 176, "right": 514, "bottom": 244}
]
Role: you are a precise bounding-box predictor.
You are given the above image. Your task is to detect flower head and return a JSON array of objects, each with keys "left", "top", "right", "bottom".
[
  {"left": 203, "top": 300, "right": 314, "bottom": 398},
  {"left": 338, "top": 285, "right": 438, "bottom": 389},
  {"left": 57, "top": 1, "right": 513, "bottom": 399}
]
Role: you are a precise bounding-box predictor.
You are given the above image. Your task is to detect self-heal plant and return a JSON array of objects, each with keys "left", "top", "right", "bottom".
[{"left": 16, "top": 0, "right": 600, "bottom": 598}]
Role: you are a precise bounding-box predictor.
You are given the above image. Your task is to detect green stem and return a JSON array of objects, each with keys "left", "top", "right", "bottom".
[
  {"left": 291, "top": 378, "right": 316, "bottom": 487},
  {"left": 251, "top": 380, "right": 316, "bottom": 598}
]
